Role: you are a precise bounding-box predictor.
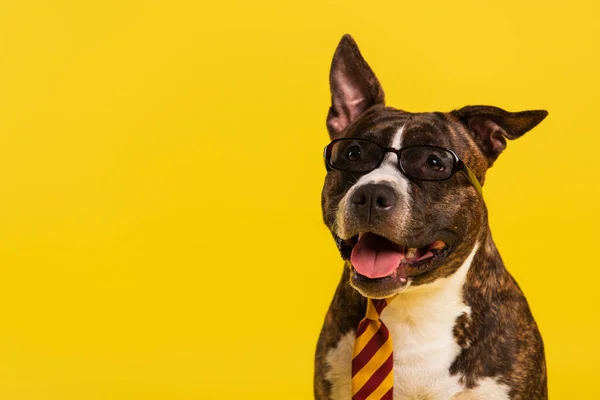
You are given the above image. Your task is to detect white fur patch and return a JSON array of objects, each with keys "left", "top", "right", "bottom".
[
  {"left": 383, "top": 243, "right": 478, "bottom": 400},
  {"left": 349, "top": 126, "right": 409, "bottom": 198},
  {"left": 323, "top": 243, "right": 510, "bottom": 400},
  {"left": 324, "top": 331, "right": 355, "bottom": 400},
  {"left": 452, "top": 378, "right": 510, "bottom": 399}
]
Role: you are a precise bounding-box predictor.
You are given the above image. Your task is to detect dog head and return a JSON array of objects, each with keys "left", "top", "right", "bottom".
[{"left": 321, "top": 35, "right": 547, "bottom": 298}]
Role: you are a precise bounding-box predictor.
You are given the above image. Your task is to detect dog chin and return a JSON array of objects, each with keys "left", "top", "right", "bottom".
[{"left": 349, "top": 268, "right": 412, "bottom": 299}]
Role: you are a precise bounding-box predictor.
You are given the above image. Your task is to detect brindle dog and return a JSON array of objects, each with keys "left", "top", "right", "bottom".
[{"left": 314, "top": 35, "right": 547, "bottom": 400}]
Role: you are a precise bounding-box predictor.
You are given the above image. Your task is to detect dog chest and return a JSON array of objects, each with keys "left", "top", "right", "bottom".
[
  {"left": 324, "top": 294, "right": 469, "bottom": 400},
  {"left": 324, "top": 303, "right": 510, "bottom": 400},
  {"left": 323, "top": 245, "right": 510, "bottom": 399}
]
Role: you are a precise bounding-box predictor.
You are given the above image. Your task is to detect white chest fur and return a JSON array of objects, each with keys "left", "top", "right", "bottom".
[{"left": 324, "top": 244, "right": 511, "bottom": 400}]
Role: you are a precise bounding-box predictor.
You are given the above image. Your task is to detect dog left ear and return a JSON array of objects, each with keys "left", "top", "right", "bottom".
[
  {"left": 326, "top": 34, "right": 385, "bottom": 138},
  {"left": 452, "top": 105, "right": 548, "bottom": 167}
]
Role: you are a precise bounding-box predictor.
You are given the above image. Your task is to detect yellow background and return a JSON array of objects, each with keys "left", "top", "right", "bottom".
[{"left": 0, "top": 0, "right": 598, "bottom": 398}]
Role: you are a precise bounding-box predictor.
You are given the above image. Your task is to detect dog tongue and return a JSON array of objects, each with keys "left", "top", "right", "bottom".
[{"left": 350, "top": 233, "right": 404, "bottom": 279}]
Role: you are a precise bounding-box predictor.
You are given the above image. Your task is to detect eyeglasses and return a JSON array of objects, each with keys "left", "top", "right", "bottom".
[{"left": 323, "top": 138, "right": 482, "bottom": 196}]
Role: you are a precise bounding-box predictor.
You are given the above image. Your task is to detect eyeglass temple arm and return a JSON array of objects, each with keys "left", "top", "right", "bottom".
[
  {"left": 460, "top": 164, "right": 483, "bottom": 196},
  {"left": 323, "top": 145, "right": 332, "bottom": 171}
]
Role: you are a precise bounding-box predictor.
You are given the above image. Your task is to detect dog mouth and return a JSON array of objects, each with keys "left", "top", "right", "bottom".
[{"left": 341, "top": 232, "right": 449, "bottom": 281}]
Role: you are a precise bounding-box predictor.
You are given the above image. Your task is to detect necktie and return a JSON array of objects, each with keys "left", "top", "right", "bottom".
[{"left": 351, "top": 298, "right": 394, "bottom": 400}]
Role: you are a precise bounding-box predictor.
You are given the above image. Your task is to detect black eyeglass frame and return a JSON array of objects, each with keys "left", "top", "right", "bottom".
[{"left": 323, "top": 138, "right": 483, "bottom": 196}]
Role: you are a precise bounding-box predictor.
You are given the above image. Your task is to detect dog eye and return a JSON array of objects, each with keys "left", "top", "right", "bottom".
[
  {"left": 346, "top": 145, "right": 362, "bottom": 161},
  {"left": 425, "top": 155, "right": 445, "bottom": 171}
]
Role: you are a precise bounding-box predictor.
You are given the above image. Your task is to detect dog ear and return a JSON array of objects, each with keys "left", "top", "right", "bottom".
[
  {"left": 326, "top": 34, "right": 385, "bottom": 138},
  {"left": 452, "top": 106, "right": 548, "bottom": 167}
]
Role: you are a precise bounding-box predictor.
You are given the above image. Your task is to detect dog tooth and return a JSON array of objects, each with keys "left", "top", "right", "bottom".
[{"left": 406, "top": 247, "right": 417, "bottom": 260}]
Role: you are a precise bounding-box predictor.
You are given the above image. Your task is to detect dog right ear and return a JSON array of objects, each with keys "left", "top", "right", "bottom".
[
  {"left": 326, "top": 34, "right": 385, "bottom": 139},
  {"left": 452, "top": 106, "right": 548, "bottom": 168}
]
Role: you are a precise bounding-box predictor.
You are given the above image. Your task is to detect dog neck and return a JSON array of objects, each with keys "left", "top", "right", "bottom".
[
  {"left": 380, "top": 240, "right": 480, "bottom": 325},
  {"left": 376, "top": 218, "right": 515, "bottom": 324}
]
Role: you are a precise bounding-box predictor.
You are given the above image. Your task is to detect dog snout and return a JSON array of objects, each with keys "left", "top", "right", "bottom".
[{"left": 350, "top": 183, "right": 398, "bottom": 215}]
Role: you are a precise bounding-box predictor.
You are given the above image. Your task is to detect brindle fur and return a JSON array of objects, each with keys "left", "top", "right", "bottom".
[{"left": 315, "top": 35, "right": 547, "bottom": 399}]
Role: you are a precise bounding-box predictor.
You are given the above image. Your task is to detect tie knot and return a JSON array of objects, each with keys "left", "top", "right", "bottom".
[{"left": 365, "top": 298, "right": 389, "bottom": 321}]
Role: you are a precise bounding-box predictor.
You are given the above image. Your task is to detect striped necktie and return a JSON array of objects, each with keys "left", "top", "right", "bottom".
[{"left": 351, "top": 298, "right": 394, "bottom": 400}]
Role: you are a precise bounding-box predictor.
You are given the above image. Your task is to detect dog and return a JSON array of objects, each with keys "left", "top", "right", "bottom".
[{"left": 314, "top": 35, "right": 548, "bottom": 400}]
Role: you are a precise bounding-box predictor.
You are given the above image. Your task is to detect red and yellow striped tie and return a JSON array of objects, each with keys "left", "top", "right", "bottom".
[{"left": 351, "top": 298, "right": 394, "bottom": 400}]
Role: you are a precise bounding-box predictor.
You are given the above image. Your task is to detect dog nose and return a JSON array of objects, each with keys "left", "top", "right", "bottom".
[{"left": 350, "top": 183, "right": 397, "bottom": 212}]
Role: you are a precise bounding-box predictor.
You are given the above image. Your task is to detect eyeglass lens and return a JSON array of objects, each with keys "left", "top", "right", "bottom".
[{"left": 328, "top": 139, "right": 455, "bottom": 181}]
